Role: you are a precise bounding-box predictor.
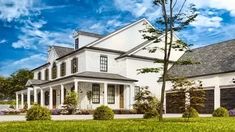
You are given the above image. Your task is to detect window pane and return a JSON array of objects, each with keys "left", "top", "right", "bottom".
[
  {"left": 108, "top": 85, "right": 115, "bottom": 104},
  {"left": 92, "top": 84, "right": 100, "bottom": 104},
  {"left": 100, "top": 56, "right": 108, "bottom": 72},
  {"left": 134, "top": 86, "right": 140, "bottom": 97}
]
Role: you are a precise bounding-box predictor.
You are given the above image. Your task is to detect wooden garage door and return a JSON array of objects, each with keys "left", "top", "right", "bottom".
[
  {"left": 166, "top": 92, "right": 185, "bottom": 113},
  {"left": 221, "top": 88, "right": 235, "bottom": 110},
  {"left": 197, "top": 90, "right": 214, "bottom": 114}
]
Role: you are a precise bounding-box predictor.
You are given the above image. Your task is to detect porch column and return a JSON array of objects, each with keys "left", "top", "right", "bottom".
[
  {"left": 16, "top": 93, "right": 19, "bottom": 110},
  {"left": 124, "top": 85, "right": 130, "bottom": 109},
  {"left": 214, "top": 77, "right": 220, "bottom": 109},
  {"left": 49, "top": 87, "right": 53, "bottom": 109},
  {"left": 103, "top": 83, "right": 108, "bottom": 105},
  {"left": 27, "top": 88, "right": 31, "bottom": 109},
  {"left": 129, "top": 84, "right": 134, "bottom": 109},
  {"left": 74, "top": 79, "right": 78, "bottom": 94},
  {"left": 61, "top": 84, "right": 64, "bottom": 105},
  {"left": 33, "top": 87, "right": 38, "bottom": 104},
  {"left": 40, "top": 89, "right": 44, "bottom": 106},
  {"left": 21, "top": 93, "right": 24, "bottom": 109}
]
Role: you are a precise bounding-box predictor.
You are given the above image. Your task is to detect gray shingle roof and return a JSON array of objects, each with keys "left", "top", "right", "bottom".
[
  {"left": 26, "top": 79, "right": 48, "bottom": 86},
  {"left": 53, "top": 46, "right": 74, "bottom": 57},
  {"left": 168, "top": 39, "right": 235, "bottom": 78}
]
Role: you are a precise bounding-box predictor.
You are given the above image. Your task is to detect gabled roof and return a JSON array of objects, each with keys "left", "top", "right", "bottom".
[
  {"left": 168, "top": 39, "right": 235, "bottom": 78},
  {"left": 52, "top": 45, "right": 74, "bottom": 57},
  {"left": 26, "top": 79, "right": 48, "bottom": 86}
]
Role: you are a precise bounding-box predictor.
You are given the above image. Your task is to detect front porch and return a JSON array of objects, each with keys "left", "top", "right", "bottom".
[{"left": 16, "top": 78, "right": 135, "bottom": 110}]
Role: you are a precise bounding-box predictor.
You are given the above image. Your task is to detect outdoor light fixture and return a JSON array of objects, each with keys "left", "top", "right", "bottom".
[{"left": 232, "top": 78, "right": 235, "bottom": 83}]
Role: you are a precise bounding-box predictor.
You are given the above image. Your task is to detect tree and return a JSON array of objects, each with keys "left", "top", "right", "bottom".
[
  {"left": 170, "top": 78, "right": 206, "bottom": 113},
  {"left": 0, "top": 76, "right": 10, "bottom": 99},
  {"left": 138, "top": 0, "right": 198, "bottom": 121}
]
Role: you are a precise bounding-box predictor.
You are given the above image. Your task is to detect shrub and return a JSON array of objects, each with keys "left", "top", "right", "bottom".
[
  {"left": 182, "top": 107, "right": 199, "bottom": 118},
  {"left": 143, "top": 109, "right": 159, "bottom": 119},
  {"left": 51, "top": 109, "right": 61, "bottom": 115},
  {"left": 64, "top": 91, "right": 78, "bottom": 114},
  {"left": 212, "top": 107, "right": 229, "bottom": 117},
  {"left": 229, "top": 109, "right": 235, "bottom": 117},
  {"left": 26, "top": 105, "right": 51, "bottom": 121},
  {"left": 93, "top": 105, "right": 114, "bottom": 120}
]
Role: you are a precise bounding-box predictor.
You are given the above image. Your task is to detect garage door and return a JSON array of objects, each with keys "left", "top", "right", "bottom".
[
  {"left": 166, "top": 90, "right": 214, "bottom": 114},
  {"left": 166, "top": 92, "right": 185, "bottom": 113},
  {"left": 221, "top": 88, "right": 235, "bottom": 110}
]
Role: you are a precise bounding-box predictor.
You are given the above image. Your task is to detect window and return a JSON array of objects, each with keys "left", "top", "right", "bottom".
[
  {"left": 75, "top": 38, "right": 79, "bottom": 49},
  {"left": 92, "top": 84, "right": 100, "bottom": 104},
  {"left": 51, "top": 62, "right": 57, "bottom": 79},
  {"left": 134, "top": 86, "right": 140, "bottom": 98},
  {"left": 100, "top": 55, "right": 108, "bottom": 72},
  {"left": 37, "top": 72, "right": 41, "bottom": 80},
  {"left": 45, "top": 69, "right": 49, "bottom": 80},
  {"left": 60, "top": 62, "right": 66, "bottom": 77},
  {"left": 71, "top": 58, "right": 78, "bottom": 73},
  {"left": 108, "top": 85, "right": 115, "bottom": 104}
]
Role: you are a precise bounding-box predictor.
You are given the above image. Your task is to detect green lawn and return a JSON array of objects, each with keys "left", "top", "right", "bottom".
[{"left": 0, "top": 117, "right": 235, "bottom": 132}]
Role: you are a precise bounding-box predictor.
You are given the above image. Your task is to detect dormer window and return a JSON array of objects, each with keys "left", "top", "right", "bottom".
[
  {"left": 37, "top": 72, "right": 41, "bottom": 80},
  {"left": 75, "top": 38, "right": 79, "bottom": 49},
  {"left": 71, "top": 57, "right": 78, "bottom": 73},
  {"left": 60, "top": 62, "right": 66, "bottom": 77},
  {"left": 45, "top": 69, "right": 49, "bottom": 80},
  {"left": 52, "top": 62, "right": 57, "bottom": 79}
]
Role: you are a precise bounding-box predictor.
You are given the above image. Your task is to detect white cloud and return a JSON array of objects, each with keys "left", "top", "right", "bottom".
[
  {"left": 0, "top": 54, "right": 46, "bottom": 76},
  {"left": 191, "top": 15, "right": 223, "bottom": 28},
  {"left": 0, "top": 0, "right": 34, "bottom": 22},
  {"left": 0, "top": 39, "right": 7, "bottom": 44}
]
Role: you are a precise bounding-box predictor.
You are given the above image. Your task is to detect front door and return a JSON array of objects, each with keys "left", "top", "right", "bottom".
[
  {"left": 119, "top": 85, "right": 124, "bottom": 108},
  {"left": 53, "top": 90, "right": 56, "bottom": 108}
]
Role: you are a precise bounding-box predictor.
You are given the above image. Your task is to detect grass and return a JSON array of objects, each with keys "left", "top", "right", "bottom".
[{"left": 0, "top": 117, "right": 235, "bottom": 132}]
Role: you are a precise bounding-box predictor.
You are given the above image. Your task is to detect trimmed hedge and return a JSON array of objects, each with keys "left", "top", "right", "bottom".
[
  {"left": 212, "top": 107, "right": 229, "bottom": 117},
  {"left": 26, "top": 105, "right": 51, "bottom": 121},
  {"left": 143, "top": 109, "right": 159, "bottom": 119},
  {"left": 182, "top": 107, "right": 199, "bottom": 118},
  {"left": 93, "top": 105, "right": 114, "bottom": 120}
]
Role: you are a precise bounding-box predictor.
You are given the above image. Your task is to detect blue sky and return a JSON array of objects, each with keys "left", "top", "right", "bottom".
[{"left": 0, "top": 0, "right": 235, "bottom": 76}]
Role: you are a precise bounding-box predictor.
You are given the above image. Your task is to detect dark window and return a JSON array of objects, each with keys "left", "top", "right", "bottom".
[
  {"left": 44, "top": 91, "right": 49, "bottom": 105},
  {"left": 45, "top": 69, "right": 49, "bottom": 80},
  {"left": 100, "top": 55, "right": 108, "bottom": 72},
  {"left": 75, "top": 38, "right": 79, "bottom": 49},
  {"left": 134, "top": 86, "right": 140, "bottom": 97},
  {"left": 37, "top": 72, "right": 41, "bottom": 80},
  {"left": 51, "top": 62, "right": 57, "bottom": 79},
  {"left": 92, "top": 84, "right": 100, "bottom": 104},
  {"left": 108, "top": 85, "right": 115, "bottom": 104},
  {"left": 60, "top": 62, "right": 66, "bottom": 77},
  {"left": 71, "top": 58, "right": 78, "bottom": 73}
]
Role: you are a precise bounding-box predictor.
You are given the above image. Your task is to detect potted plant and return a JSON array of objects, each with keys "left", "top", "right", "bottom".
[{"left": 86, "top": 91, "right": 92, "bottom": 109}]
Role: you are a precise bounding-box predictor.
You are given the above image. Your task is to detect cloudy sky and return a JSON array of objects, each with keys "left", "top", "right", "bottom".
[{"left": 0, "top": 0, "right": 235, "bottom": 76}]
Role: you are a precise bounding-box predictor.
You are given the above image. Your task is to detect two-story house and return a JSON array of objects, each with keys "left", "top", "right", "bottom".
[{"left": 15, "top": 18, "right": 184, "bottom": 110}]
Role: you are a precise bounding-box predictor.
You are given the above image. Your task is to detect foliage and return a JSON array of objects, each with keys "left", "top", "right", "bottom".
[
  {"left": 2, "top": 118, "right": 235, "bottom": 131},
  {"left": 143, "top": 109, "right": 159, "bottom": 119},
  {"left": 26, "top": 104, "right": 51, "bottom": 121},
  {"left": 93, "top": 105, "right": 114, "bottom": 120},
  {"left": 212, "top": 107, "right": 229, "bottom": 117},
  {"left": 86, "top": 91, "right": 92, "bottom": 104},
  {"left": 170, "top": 78, "right": 205, "bottom": 112},
  {"left": 0, "top": 100, "right": 15, "bottom": 105},
  {"left": 0, "top": 69, "right": 33, "bottom": 99},
  {"left": 133, "top": 87, "right": 160, "bottom": 114},
  {"left": 229, "top": 109, "right": 235, "bottom": 117},
  {"left": 51, "top": 109, "right": 61, "bottom": 115},
  {"left": 182, "top": 107, "right": 199, "bottom": 118},
  {"left": 64, "top": 91, "right": 78, "bottom": 114}
]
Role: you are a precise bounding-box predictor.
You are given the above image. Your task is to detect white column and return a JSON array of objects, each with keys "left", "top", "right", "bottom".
[
  {"left": 49, "top": 87, "right": 53, "bottom": 109},
  {"left": 103, "top": 83, "right": 108, "bottom": 105},
  {"left": 74, "top": 80, "right": 78, "bottom": 94},
  {"left": 61, "top": 84, "right": 64, "bottom": 105},
  {"left": 214, "top": 77, "right": 220, "bottom": 110},
  {"left": 129, "top": 84, "right": 134, "bottom": 109},
  {"left": 16, "top": 93, "right": 19, "bottom": 110},
  {"left": 27, "top": 88, "right": 31, "bottom": 109},
  {"left": 40, "top": 89, "right": 44, "bottom": 106},
  {"left": 124, "top": 85, "right": 130, "bottom": 109},
  {"left": 21, "top": 93, "right": 24, "bottom": 109},
  {"left": 33, "top": 88, "right": 38, "bottom": 104}
]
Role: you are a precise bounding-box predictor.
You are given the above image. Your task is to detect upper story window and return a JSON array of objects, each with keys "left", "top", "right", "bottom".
[
  {"left": 71, "top": 58, "right": 78, "bottom": 73},
  {"left": 51, "top": 62, "right": 57, "bottom": 79},
  {"left": 37, "top": 72, "right": 41, "bottom": 80},
  {"left": 92, "top": 84, "right": 100, "bottom": 104},
  {"left": 107, "top": 85, "right": 115, "bottom": 104},
  {"left": 75, "top": 38, "right": 79, "bottom": 49},
  {"left": 100, "top": 55, "right": 108, "bottom": 72},
  {"left": 60, "top": 62, "right": 66, "bottom": 77},
  {"left": 134, "top": 86, "right": 140, "bottom": 98},
  {"left": 45, "top": 69, "right": 49, "bottom": 81}
]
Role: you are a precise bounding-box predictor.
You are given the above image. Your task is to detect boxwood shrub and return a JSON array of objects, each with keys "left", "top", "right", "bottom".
[
  {"left": 93, "top": 105, "right": 114, "bottom": 120},
  {"left": 212, "top": 107, "right": 229, "bottom": 117},
  {"left": 143, "top": 109, "right": 159, "bottom": 119},
  {"left": 182, "top": 107, "right": 199, "bottom": 118},
  {"left": 26, "top": 105, "right": 51, "bottom": 121}
]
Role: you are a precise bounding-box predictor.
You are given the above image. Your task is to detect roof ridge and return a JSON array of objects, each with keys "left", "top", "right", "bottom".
[{"left": 51, "top": 45, "right": 73, "bottom": 49}]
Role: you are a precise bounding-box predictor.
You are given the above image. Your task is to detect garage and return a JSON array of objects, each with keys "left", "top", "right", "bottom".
[{"left": 220, "top": 88, "right": 235, "bottom": 110}]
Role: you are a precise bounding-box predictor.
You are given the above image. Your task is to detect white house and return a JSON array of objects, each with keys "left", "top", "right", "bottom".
[
  {"left": 15, "top": 18, "right": 235, "bottom": 114},
  {"left": 15, "top": 18, "right": 184, "bottom": 110}
]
